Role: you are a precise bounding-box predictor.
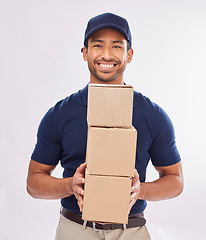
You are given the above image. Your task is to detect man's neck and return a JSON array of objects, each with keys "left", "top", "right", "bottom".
[{"left": 90, "top": 77, "right": 124, "bottom": 85}]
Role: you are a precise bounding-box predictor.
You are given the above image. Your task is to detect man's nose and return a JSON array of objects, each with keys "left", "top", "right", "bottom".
[{"left": 101, "top": 47, "right": 113, "bottom": 60}]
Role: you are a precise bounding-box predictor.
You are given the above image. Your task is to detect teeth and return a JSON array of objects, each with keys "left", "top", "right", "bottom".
[{"left": 99, "top": 64, "right": 114, "bottom": 68}]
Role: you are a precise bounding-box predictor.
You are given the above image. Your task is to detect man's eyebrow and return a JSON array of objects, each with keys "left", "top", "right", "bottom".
[
  {"left": 90, "top": 39, "right": 103, "bottom": 43},
  {"left": 90, "top": 40, "right": 124, "bottom": 44},
  {"left": 112, "top": 40, "right": 124, "bottom": 44}
]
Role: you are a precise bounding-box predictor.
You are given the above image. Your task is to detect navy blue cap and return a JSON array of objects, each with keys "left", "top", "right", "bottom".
[{"left": 83, "top": 12, "right": 132, "bottom": 47}]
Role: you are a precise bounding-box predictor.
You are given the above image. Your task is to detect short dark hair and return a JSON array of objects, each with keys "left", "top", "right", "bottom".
[{"left": 84, "top": 39, "right": 131, "bottom": 51}]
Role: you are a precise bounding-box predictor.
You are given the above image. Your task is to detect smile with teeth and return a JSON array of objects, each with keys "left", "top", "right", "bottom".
[
  {"left": 98, "top": 63, "right": 117, "bottom": 70},
  {"left": 99, "top": 63, "right": 114, "bottom": 68}
]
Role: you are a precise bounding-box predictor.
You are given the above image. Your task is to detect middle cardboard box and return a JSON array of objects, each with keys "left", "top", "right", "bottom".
[{"left": 86, "top": 126, "right": 137, "bottom": 177}]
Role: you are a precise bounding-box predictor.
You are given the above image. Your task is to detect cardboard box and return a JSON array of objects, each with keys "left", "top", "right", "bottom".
[
  {"left": 86, "top": 126, "right": 137, "bottom": 177},
  {"left": 82, "top": 173, "right": 131, "bottom": 224},
  {"left": 87, "top": 84, "right": 133, "bottom": 127}
]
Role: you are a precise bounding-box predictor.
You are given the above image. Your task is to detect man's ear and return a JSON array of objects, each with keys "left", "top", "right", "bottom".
[
  {"left": 82, "top": 46, "right": 88, "bottom": 61},
  {"left": 127, "top": 48, "right": 134, "bottom": 63}
]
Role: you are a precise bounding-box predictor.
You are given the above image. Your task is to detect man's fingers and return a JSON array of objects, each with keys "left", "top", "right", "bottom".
[
  {"left": 77, "top": 162, "right": 87, "bottom": 174},
  {"left": 74, "top": 192, "right": 83, "bottom": 203},
  {"left": 130, "top": 192, "right": 136, "bottom": 199},
  {"left": 74, "top": 177, "right": 85, "bottom": 185},
  {"left": 130, "top": 192, "right": 137, "bottom": 201},
  {"left": 129, "top": 170, "right": 141, "bottom": 210},
  {"left": 132, "top": 169, "right": 139, "bottom": 183},
  {"left": 78, "top": 200, "right": 83, "bottom": 212},
  {"left": 75, "top": 195, "right": 84, "bottom": 212},
  {"left": 72, "top": 162, "right": 87, "bottom": 212},
  {"left": 129, "top": 199, "right": 135, "bottom": 210},
  {"left": 74, "top": 186, "right": 84, "bottom": 196},
  {"left": 131, "top": 185, "right": 138, "bottom": 192}
]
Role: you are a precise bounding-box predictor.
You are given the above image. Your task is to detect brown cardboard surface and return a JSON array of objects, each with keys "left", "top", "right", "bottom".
[
  {"left": 82, "top": 173, "right": 131, "bottom": 224},
  {"left": 86, "top": 126, "right": 137, "bottom": 177},
  {"left": 87, "top": 84, "right": 133, "bottom": 127}
]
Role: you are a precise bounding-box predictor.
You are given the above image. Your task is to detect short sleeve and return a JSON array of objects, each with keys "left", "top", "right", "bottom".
[
  {"left": 31, "top": 107, "right": 62, "bottom": 165},
  {"left": 149, "top": 106, "right": 181, "bottom": 167}
]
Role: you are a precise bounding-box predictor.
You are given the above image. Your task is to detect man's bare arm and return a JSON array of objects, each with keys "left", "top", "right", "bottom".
[
  {"left": 130, "top": 161, "right": 183, "bottom": 209},
  {"left": 27, "top": 159, "right": 86, "bottom": 210}
]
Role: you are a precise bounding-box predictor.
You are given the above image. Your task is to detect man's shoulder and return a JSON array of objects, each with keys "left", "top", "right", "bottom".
[
  {"left": 51, "top": 85, "right": 87, "bottom": 113},
  {"left": 40, "top": 86, "right": 87, "bottom": 125},
  {"left": 133, "top": 90, "right": 160, "bottom": 113},
  {"left": 54, "top": 92, "right": 79, "bottom": 111},
  {"left": 133, "top": 90, "right": 175, "bottom": 134}
]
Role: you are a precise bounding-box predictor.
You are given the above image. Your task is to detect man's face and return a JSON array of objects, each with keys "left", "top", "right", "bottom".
[{"left": 83, "top": 28, "right": 133, "bottom": 84}]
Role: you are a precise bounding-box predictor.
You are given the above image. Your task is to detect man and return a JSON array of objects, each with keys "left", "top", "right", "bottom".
[{"left": 27, "top": 13, "right": 183, "bottom": 240}]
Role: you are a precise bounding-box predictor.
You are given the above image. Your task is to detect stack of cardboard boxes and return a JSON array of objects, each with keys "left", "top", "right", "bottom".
[{"left": 82, "top": 84, "right": 137, "bottom": 224}]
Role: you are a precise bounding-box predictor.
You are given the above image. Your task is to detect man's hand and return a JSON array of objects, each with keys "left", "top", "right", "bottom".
[
  {"left": 129, "top": 169, "right": 140, "bottom": 210},
  {"left": 72, "top": 162, "right": 87, "bottom": 212}
]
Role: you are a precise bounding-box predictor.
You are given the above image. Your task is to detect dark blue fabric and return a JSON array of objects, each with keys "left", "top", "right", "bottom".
[
  {"left": 31, "top": 84, "right": 181, "bottom": 215},
  {"left": 84, "top": 13, "right": 132, "bottom": 46}
]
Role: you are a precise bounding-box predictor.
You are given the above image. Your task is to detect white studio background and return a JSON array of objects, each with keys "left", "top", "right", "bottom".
[{"left": 0, "top": 0, "right": 205, "bottom": 239}]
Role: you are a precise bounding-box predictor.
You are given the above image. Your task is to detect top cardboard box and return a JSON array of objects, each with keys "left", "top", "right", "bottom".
[{"left": 87, "top": 84, "right": 134, "bottom": 127}]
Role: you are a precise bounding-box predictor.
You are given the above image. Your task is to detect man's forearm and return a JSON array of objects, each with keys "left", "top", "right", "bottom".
[
  {"left": 138, "top": 174, "right": 183, "bottom": 201},
  {"left": 27, "top": 173, "right": 73, "bottom": 199}
]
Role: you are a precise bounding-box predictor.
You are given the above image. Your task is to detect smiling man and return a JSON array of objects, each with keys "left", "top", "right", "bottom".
[
  {"left": 82, "top": 28, "right": 133, "bottom": 84},
  {"left": 27, "top": 13, "right": 183, "bottom": 240}
]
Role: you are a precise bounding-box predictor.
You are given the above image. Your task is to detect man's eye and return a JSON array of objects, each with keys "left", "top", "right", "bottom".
[
  {"left": 93, "top": 45, "right": 102, "bottom": 48},
  {"left": 113, "top": 45, "right": 121, "bottom": 49}
]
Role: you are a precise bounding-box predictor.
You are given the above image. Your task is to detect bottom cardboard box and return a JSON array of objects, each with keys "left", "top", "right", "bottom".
[{"left": 82, "top": 173, "right": 131, "bottom": 224}]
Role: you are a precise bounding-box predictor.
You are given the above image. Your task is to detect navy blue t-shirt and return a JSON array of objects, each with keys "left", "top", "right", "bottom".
[{"left": 31, "top": 84, "right": 181, "bottom": 215}]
